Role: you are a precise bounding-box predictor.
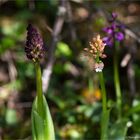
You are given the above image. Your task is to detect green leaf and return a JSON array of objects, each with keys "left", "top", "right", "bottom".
[
  {"left": 32, "top": 95, "right": 55, "bottom": 140},
  {"left": 126, "top": 104, "right": 140, "bottom": 116},
  {"left": 95, "top": 17, "right": 105, "bottom": 26},
  {"left": 126, "top": 99, "right": 140, "bottom": 116},
  {"left": 6, "top": 108, "right": 18, "bottom": 125},
  {"left": 0, "top": 37, "right": 15, "bottom": 54},
  {"left": 56, "top": 42, "right": 72, "bottom": 57},
  {"left": 32, "top": 110, "right": 45, "bottom": 140},
  {"left": 108, "top": 119, "right": 128, "bottom": 140}
]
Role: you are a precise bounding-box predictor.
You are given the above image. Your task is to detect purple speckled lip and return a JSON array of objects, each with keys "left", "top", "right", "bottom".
[
  {"left": 115, "top": 32, "right": 124, "bottom": 41},
  {"left": 103, "top": 36, "right": 113, "bottom": 47}
]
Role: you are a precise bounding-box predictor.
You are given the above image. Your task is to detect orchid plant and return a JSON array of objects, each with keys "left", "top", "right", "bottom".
[
  {"left": 25, "top": 24, "right": 55, "bottom": 140},
  {"left": 84, "top": 35, "right": 109, "bottom": 140},
  {"left": 103, "top": 12, "right": 125, "bottom": 119}
]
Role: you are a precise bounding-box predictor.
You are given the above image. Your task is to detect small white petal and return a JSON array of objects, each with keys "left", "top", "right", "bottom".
[
  {"left": 127, "top": 121, "right": 132, "bottom": 127},
  {"left": 95, "top": 68, "right": 102, "bottom": 72}
]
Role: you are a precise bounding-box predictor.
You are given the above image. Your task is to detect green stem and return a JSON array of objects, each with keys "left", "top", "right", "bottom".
[
  {"left": 35, "top": 62, "right": 44, "bottom": 118},
  {"left": 114, "top": 41, "right": 122, "bottom": 119},
  {"left": 99, "top": 72, "right": 107, "bottom": 140},
  {"left": 88, "top": 76, "right": 94, "bottom": 94}
]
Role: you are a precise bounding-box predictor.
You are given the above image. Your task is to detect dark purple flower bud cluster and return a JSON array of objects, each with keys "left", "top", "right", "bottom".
[
  {"left": 103, "top": 12, "right": 125, "bottom": 47},
  {"left": 25, "top": 24, "right": 45, "bottom": 62}
]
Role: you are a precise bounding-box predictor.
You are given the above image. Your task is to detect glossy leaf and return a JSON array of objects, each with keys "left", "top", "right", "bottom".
[{"left": 32, "top": 95, "right": 55, "bottom": 140}]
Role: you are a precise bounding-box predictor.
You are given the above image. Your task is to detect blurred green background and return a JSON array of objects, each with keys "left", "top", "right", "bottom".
[{"left": 0, "top": 0, "right": 140, "bottom": 139}]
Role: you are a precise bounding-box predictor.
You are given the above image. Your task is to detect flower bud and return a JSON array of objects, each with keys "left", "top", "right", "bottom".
[
  {"left": 83, "top": 34, "right": 106, "bottom": 72},
  {"left": 25, "top": 24, "right": 45, "bottom": 62}
]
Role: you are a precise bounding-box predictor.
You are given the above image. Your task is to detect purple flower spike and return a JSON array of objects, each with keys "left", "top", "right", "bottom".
[
  {"left": 103, "top": 11, "right": 125, "bottom": 47},
  {"left": 25, "top": 24, "right": 45, "bottom": 62},
  {"left": 115, "top": 32, "right": 124, "bottom": 41}
]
